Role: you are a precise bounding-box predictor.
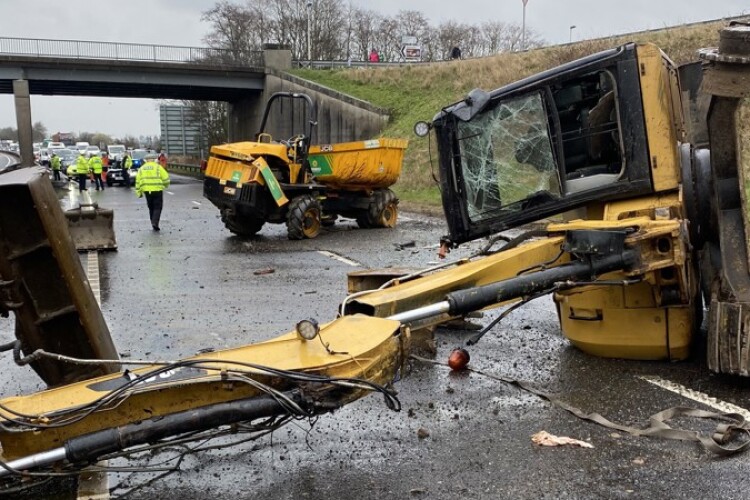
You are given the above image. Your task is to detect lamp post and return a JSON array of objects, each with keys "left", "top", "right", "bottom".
[
  {"left": 306, "top": 1, "right": 312, "bottom": 63},
  {"left": 569, "top": 25, "right": 577, "bottom": 43},
  {"left": 521, "top": 0, "right": 528, "bottom": 51}
]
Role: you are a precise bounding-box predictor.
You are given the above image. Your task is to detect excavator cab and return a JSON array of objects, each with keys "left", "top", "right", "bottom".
[{"left": 424, "top": 44, "right": 678, "bottom": 246}]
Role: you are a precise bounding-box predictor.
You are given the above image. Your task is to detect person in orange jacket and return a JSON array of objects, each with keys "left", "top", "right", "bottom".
[
  {"left": 158, "top": 151, "right": 168, "bottom": 168},
  {"left": 101, "top": 152, "right": 110, "bottom": 185}
]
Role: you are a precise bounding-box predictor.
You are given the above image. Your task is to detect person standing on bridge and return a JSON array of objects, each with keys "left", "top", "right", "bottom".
[
  {"left": 75, "top": 152, "right": 90, "bottom": 192},
  {"left": 89, "top": 153, "right": 104, "bottom": 191},
  {"left": 135, "top": 158, "right": 170, "bottom": 231},
  {"left": 50, "top": 152, "right": 61, "bottom": 181}
]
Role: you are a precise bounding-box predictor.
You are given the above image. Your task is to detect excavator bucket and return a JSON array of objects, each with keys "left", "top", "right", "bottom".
[
  {"left": 0, "top": 167, "right": 119, "bottom": 387},
  {"left": 64, "top": 203, "right": 117, "bottom": 251}
]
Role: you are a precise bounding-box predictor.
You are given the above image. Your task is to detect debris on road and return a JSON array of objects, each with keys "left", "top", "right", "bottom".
[
  {"left": 253, "top": 268, "right": 275, "bottom": 275},
  {"left": 447, "top": 348, "right": 470, "bottom": 371},
  {"left": 394, "top": 240, "right": 416, "bottom": 250},
  {"left": 531, "top": 431, "right": 593, "bottom": 449}
]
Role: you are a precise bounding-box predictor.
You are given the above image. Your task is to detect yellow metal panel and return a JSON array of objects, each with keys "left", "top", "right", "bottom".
[
  {"left": 353, "top": 237, "right": 567, "bottom": 320},
  {"left": 636, "top": 44, "right": 681, "bottom": 192},
  {"left": 211, "top": 141, "right": 289, "bottom": 162},
  {"left": 308, "top": 138, "right": 408, "bottom": 190},
  {"left": 602, "top": 192, "right": 683, "bottom": 221},
  {"left": 559, "top": 304, "right": 670, "bottom": 360},
  {"left": 205, "top": 156, "right": 263, "bottom": 185},
  {"left": 556, "top": 281, "right": 693, "bottom": 360},
  {"left": 0, "top": 315, "right": 404, "bottom": 460},
  {"left": 667, "top": 307, "right": 693, "bottom": 360}
]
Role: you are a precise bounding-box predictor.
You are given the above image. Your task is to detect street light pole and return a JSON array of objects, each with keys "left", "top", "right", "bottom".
[
  {"left": 306, "top": 1, "right": 312, "bottom": 63},
  {"left": 521, "top": 0, "right": 528, "bottom": 51},
  {"left": 569, "top": 25, "right": 576, "bottom": 43}
]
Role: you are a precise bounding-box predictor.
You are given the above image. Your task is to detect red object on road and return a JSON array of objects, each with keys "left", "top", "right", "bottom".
[{"left": 448, "top": 348, "right": 470, "bottom": 371}]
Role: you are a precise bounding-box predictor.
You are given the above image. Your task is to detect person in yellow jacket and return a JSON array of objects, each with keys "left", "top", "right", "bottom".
[
  {"left": 88, "top": 154, "right": 104, "bottom": 190},
  {"left": 75, "top": 152, "right": 90, "bottom": 192},
  {"left": 50, "top": 152, "right": 61, "bottom": 181},
  {"left": 135, "top": 159, "right": 170, "bottom": 231},
  {"left": 123, "top": 153, "right": 133, "bottom": 186}
]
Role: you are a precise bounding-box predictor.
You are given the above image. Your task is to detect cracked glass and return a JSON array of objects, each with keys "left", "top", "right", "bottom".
[{"left": 457, "top": 92, "right": 560, "bottom": 222}]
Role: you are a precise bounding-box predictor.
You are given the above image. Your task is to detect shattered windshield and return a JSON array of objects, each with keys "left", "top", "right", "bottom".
[{"left": 457, "top": 92, "right": 560, "bottom": 222}]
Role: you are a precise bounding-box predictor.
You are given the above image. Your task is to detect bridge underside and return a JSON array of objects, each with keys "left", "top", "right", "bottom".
[
  {"left": 0, "top": 79, "right": 258, "bottom": 101},
  {"left": 0, "top": 57, "right": 269, "bottom": 149},
  {"left": 0, "top": 56, "right": 265, "bottom": 101}
]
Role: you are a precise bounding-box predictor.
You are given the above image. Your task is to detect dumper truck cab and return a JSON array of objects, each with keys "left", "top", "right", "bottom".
[{"left": 203, "top": 92, "right": 407, "bottom": 239}]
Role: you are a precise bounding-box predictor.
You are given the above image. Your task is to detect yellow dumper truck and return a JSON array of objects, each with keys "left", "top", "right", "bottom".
[{"left": 203, "top": 92, "right": 408, "bottom": 239}]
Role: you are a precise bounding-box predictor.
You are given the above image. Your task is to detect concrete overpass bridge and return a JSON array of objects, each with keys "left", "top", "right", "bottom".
[{"left": 0, "top": 37, "right": 388, "bottom": 165}]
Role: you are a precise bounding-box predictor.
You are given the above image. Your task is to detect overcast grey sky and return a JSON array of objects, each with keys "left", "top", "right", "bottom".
[{"left": 0, "top": 0, "right": 747, "bottom": 139}]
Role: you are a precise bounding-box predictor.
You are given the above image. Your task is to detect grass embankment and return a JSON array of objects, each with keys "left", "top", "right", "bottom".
[{"left": 291, "top": 20, "right": 731, "bottom": 208}]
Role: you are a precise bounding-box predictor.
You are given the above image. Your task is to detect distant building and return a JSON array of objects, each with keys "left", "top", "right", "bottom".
[{"left": 159, "top": 106, "right": 208, "bottom": 158}]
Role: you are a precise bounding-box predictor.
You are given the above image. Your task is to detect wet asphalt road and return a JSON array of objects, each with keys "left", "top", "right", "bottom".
[{"left": 5, "top": 174, "right": 750, "bottom": 499}]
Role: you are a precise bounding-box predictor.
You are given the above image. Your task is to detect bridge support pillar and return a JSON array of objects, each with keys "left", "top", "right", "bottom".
[
  {"left": 13, "top": 80, "right": 33, "bottom": 166},
  {"left": 228, "top": 96, "right": 264, "bottom": 142}
]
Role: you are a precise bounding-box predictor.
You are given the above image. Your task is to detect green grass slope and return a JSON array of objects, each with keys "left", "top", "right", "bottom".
[{"left": 291, "top": 19, "right": 732, "bottom": 207}]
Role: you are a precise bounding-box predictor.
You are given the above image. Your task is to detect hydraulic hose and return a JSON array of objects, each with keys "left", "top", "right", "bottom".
[{"left": 389, "top": 248, "right": 638, "bottom": 324}]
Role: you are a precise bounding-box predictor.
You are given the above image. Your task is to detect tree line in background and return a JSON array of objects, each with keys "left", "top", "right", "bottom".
[
  {"left": 202, "top": 0, "right": 545, "bottom": 62},
  {"left": 0, "top": 123, "right": 49, "bottom": 143},
  {"left": 0, "top": 124, "right": 160, "bottom": 151}
]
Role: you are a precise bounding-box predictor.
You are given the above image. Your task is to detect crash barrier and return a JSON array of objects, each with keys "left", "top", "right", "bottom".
[
  {"left": 167, "top": 162, "right": 203, "bottom": 179},
  {"left": 0, "top": 151, "right": 21, "bottom": 173},
  {"left": 0, "top": 36, "right": 262, "bottom": 67},
  {"left": 0, "top": 167, "right": 119, "bottom": 387}
]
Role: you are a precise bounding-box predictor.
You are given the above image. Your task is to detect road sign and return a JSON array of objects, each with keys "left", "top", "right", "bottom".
[{"left": 400, "top": 45, "right": 421, "bottom": 61}]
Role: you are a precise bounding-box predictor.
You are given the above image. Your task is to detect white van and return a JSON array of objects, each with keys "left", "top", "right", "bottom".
[
  {"left": 107, "top": 144, "right": 126, "bottom": 162},
  {"left": 75, "top": 142, "right": 90, "bottom": 153}
]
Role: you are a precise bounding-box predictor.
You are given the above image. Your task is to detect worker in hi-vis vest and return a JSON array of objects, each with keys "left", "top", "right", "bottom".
[{"left": 135, "top": 159, "right": 170, "bottom": 231}]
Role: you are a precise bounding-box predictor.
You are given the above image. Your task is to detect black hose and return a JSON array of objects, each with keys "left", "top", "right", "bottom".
[
  {"left": 447, "top": 249, "right": 639, "bottom": 317},
  {"left": 65, "top": 391, "right": 311, "bottom": 464}
]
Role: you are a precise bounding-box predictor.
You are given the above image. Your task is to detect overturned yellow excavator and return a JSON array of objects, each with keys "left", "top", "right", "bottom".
[{"left": 0, "top": 22, "right": 749, "bottom": 492}]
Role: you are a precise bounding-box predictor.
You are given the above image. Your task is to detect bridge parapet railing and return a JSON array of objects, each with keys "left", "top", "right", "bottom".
[{"left": 0, "top": 37, "right": 262, "bottom": 67}]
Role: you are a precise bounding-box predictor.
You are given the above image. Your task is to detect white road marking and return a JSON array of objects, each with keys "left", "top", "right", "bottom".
[
  {"left": 317, "top": 250, "right": 361, "bottom": 267},
  {"left": 86, "top": 252, "right": 101, "bottom": 305},
  {"left": 81, "top": 251, "right": 109, "bottom": 499},
  {"left": 641, "top": 376, "right": 750, "bottom": 419},
  {"left": 166, "top": 191, "right": 174, "bottom": 195},
  {"left": 399, "top": 214, "right": 413, "bottom": 222},
  {"left": 192, "top": 200, "right": 202, "bottom": 206}
]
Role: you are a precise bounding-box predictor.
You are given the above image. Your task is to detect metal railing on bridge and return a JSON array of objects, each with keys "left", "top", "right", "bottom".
[
  {"left": 0, "top": 37, "right": 263, "bottom": 67},
  {"left": 292, "top": 59, "right": 428, "bottom": 70}
]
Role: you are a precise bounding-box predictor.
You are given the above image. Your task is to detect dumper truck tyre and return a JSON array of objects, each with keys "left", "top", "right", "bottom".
[
  {"left": 287, "top": 195, "right": 322, "bottom": 240},
  {"left": 222, "top": 213, "right": 265, "bottom": 237},
  {"left": 359, "top": 189, "right": 398, "bottom": 229}
]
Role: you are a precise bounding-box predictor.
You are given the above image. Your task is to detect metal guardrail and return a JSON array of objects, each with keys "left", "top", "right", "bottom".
[
  {"left": 167, "top": 162, "right": 202, "bottom": 178},
  {"left": 0, "top": 151, "right": 22, "bottom": 174},
  {"left": 0, "top": 37, "right": 263, "bottom": 68}
]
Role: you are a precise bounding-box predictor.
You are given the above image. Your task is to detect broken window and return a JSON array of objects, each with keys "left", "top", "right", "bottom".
[
  {"left": 553, "top": 70, "right": 623, "bottom": 193},
  {"left": 457, "top": 92, "right": 560, "bottom": 222}
]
